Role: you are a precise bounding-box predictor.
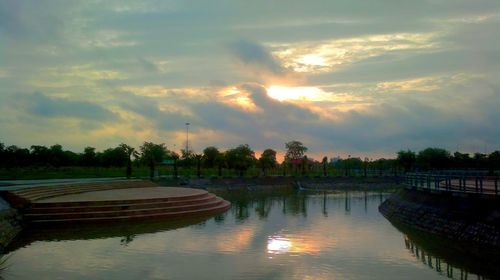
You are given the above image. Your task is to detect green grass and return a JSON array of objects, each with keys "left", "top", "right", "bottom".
[{"left": 0, "top": 165, "right": 398, "bottom": 180}]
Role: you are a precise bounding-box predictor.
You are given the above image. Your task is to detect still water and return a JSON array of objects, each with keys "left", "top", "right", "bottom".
[{"left": 1, "top": 191, "right": 492, "bottom": 279}]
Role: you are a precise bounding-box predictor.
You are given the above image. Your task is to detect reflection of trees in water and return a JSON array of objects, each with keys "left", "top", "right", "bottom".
[
  {"left": 224, "top": 191, "right": 309, "bottom": 221},
  {"left": 223, "top": 190, "right": 390, "bottom": 223},
  {"left": 255, "top": 196, "right": 272, "bottom": 219},
  {"left": 344, "top": 192, "right": 351, "bottom": 213},
  {"left": 120, "top": 234, "right": 136, "bottom": 246},
  {"left": 213, "top": 213, "right": 226, "bottom": 224},
  {"left": 404, "top": 236, "right": 487, "bottom": 280}
]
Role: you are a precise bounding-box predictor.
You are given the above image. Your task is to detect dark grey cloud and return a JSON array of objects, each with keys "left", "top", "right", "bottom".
[
  {"left": 27, "top": 92, "right": 118, "bottom": 122},
  {"left": 229, "top": 40, "right": 287, "bottom": 75},
  {"left": 0, "top": 0, "right": 66, "bottom": 42},
  {"left": 137, "top": 57, "right": 161, "bottom": 73}
]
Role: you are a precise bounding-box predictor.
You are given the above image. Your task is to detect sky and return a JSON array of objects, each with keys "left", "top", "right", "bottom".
[{"left": 0, "top": 0, "right": 499, "bottom": 160}]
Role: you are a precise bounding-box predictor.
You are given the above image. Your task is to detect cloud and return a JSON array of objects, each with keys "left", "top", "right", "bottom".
[
  {"left": 271, "top": 32, "right": 441, "bottom": 74},
  {"left": 0, "top": 0, "right": 65, "bottom": 42},
  {"left": 0, "top": 0, "right": 498, "bottom": 157},
  {"left": 228, "top": 40, "right": 303, "bottom": 85},
  {"left": 229, "top": 40, "right": 285, "bottom": 75},
  {"left": 26, "top": 92, "right": 119, "bottom": 122}
]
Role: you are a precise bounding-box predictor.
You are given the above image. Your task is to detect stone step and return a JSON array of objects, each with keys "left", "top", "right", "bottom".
[
  {"left": 12, "top": 180, "right": 150, "bottom": 195},
  {"left": 25, "top": 198, "right": 226, "bottom": 221},
  {"left": 29, "top": 200, "right": 231, "bottom": 224},
  {"left": 26, "top": 194, "right": 218, "bottom": 214},
  {"left": 30, "top": 191, "right": 211, "bottom": 208},
  {"left": 12, "top": 181, "right": 155, "bottom": 201}
]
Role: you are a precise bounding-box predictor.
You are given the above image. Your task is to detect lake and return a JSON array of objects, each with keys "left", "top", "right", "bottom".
[{"left": 0, "top": 190, "right": 490, "bottom": 279}]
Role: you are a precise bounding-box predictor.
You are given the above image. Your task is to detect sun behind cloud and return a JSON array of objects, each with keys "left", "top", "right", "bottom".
[{"left": 266, "top": 85, "right": 326, "bottom": 101}]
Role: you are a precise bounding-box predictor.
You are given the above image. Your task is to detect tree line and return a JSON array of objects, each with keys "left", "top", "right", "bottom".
[
  {"left": 0, "top": 141, "right": 498, "bottom": 178},
  {"left": 397, "top": 148, "right": 499, "bottom": 174}
]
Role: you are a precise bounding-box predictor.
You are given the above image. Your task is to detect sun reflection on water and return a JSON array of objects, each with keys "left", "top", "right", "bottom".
[{"left": 267, "top": 236, "right": 292, "bottom": 254}]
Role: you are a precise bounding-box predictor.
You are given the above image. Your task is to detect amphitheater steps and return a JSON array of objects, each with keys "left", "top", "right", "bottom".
[
  {"left": 26, "top": 194, "right": 219, "bottom": 214},
  {"left": 30, "top": 200, "right": 231, "bottom": 224},
  {"left": 11, "top": 184, "right": 231, "bottom": 224},
  {"left": 10, "top": 180, "right": 156, "bottom": 202}
]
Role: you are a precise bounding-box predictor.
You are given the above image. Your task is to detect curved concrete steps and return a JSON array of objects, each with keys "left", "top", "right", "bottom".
[
  {"left": 18, "top": 186, "right": 230, "bottom": 224},
  {"left": 9, "top": 180, "right": 155, "bottom": 202}
]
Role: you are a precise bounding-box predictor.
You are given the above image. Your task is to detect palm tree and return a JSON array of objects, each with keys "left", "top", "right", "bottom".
[{"left": 119, "top": 143, "right": 138, "bottom": 179}]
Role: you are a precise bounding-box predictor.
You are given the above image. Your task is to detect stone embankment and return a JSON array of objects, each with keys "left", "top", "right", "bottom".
[
  {"left": 379, "top": 189, "right": 500, "bottom": 248},
  {"left": 0, "top": 198, "right": 22, "bottom": 252}
]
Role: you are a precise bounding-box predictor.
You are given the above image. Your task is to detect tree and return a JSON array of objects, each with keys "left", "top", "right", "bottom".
[
  {"left": 285, "top": 141, "right": 308, "bottom": 174},
  {"left": 225, "top": 144, "right": 256, "bottom": 177},
  {"left": 488, "top": 151, "right": 500, "bottom": 175},
  {"left": 195, "top": 154, "right": 202, "bottom": 178},
  {"left": 167, "top": 151, "right": 180, "bottom": 178},
  {"left": 48, "top": 144, "right": 65, "bottom": 167},
  {"left": 453, "top": 152, "right": 472, "bottom": 169},
  {"left": 81, "top": 147, "right": 97, "bottom": 166},
  {"left": 202, "top": 146, "right": 220, "bottom": 168},
  {"left": 214, "top": 152, "right": 226, "bottom": 177},
  {"left": 397, "top": 150, "right": 416, "bottom": 172},
  {"left": 285, "top": 141, "right": 308, "bottom": 161},
  {"left": 179, "top": 148, "right": 195, "bottom": 168},
  {"left": 259, "top": 149, "right": 277, "bottom": 176},
  {"left": 416, "top": 148, "right": 451, "bottom": 170},
  {"left": 363, "top": 157, "right": 369, "bottom": 177},
  {"left": 30, "top": 145, "right": 50, "bottom": 166},
  {"left": 322, "top": 156, "right": 328, "bottom": 176},
  {"left": 473, "top": 153, "right": 488, "bottom": 169},
  {"left": 140, "top": 142, "right": 168, "bottom": 179},
  {"left": 99, "top": 147, "right": 128, "bottom": 167},
  {"left": 119, "top": 143, "right": 138, "bottom": 178}
]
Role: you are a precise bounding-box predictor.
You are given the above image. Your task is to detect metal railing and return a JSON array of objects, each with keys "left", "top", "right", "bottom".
[{"left": 403, "top": 172, "right": 499, "bottom": 195}]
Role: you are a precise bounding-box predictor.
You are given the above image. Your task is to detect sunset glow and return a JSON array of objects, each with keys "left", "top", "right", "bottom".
[
  {"left": 266, "top": 86, "right": 325, "bottom": 101},
  {"left": 0, "top": 1, "right": 497, "bottom": 157}
]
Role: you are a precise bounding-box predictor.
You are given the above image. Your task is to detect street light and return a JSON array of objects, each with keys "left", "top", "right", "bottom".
[{"left": 185, "top": 122, "right": 190, "bottom": 154}]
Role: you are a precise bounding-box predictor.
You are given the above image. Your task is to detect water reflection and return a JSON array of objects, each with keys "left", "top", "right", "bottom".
[
  {"left": 404, "top": 236, "right": 489, "bottom": 280},
  {"left": 267, "top": 236, "right": 292, "bottom": 254},
  {"left": 8, "top": 189, "right": 496, "bottom": 280},
  {"left": 397, "top": 224, "right": 500, "bottom": 280},
  {"left": 5, "top": 216, "right": 213, "bottom": 253},
  {"left": 221, "top": 189, "right": 380, "bottom": 223}
]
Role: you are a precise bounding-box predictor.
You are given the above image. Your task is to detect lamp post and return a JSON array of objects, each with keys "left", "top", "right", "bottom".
[{"left": 185, "top": 122, "right": 190, "bottom": 154}]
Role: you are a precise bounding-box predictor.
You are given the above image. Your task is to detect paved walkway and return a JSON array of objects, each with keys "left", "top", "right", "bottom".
[{"left": 37, "top": 187, "right": 207, "bottom": 203}]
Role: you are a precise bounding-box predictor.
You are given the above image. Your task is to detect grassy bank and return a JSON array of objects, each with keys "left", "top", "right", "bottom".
[{"left": 0, "top": 165, "right": 400, "bottom": 181}]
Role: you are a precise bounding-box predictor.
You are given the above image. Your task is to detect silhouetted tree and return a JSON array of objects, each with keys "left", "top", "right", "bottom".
[
  {"left": 119, "top": 143, "right": 138, "bottom": 178},
  {"left": 179, "top": 148, "right": 195, "bottom": 168},
  {"left": 202, "top": 146, "right": 220, "bottom": 168},
  {"left": 397, "top": 150, "right": 416, "bottom": 172},
  {"left": 195, "top": 154, "right": 202, "bottom": 177},
  {"left": 99, "top": 147, "right": 128, "bottom": 167},
  {"left": 259, "top": 149, "right": 277, "bottom": 176},
  {"left": 488, "top": 151, "right": 500, "bottom": 175},
  {"left": 214, "top": 152, "right": 226, "bottom": 177},
  {"left": 473, "top": 153, "right": 488, "bottom": 169},
  {"left": 417, "top": 148, "right": 451, "bottom": 170},
  {"left": 453, "top": 152, "right": 472, "bottom": 169},
  {"left": 81, "top": 147, "right": 97, "bottom": 166},
  {"left": 226, "top": 144, "right": 256, "bottom": 176},
  {"left": 167, "top": 151, "right": 180, "bottom": 178},
  {"left": 322, "top": 156, "right": 328, "bottom": 176},
  {"left": 140, "top": 142, "right": 168, "bottom": 179},
  {"left": 285, "top": 140, "right": 308, "bottom": 174},
  {"left": 30, "top": 145, "right": 50, "bottom": 166}
]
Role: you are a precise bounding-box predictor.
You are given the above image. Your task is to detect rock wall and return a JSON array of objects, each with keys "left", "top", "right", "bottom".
[
  {"left": 0, "top": 209, "right": 22, "bottom": 252},
  {"left": 379, "top": 189, "right": 500, "bottom": 248}
]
